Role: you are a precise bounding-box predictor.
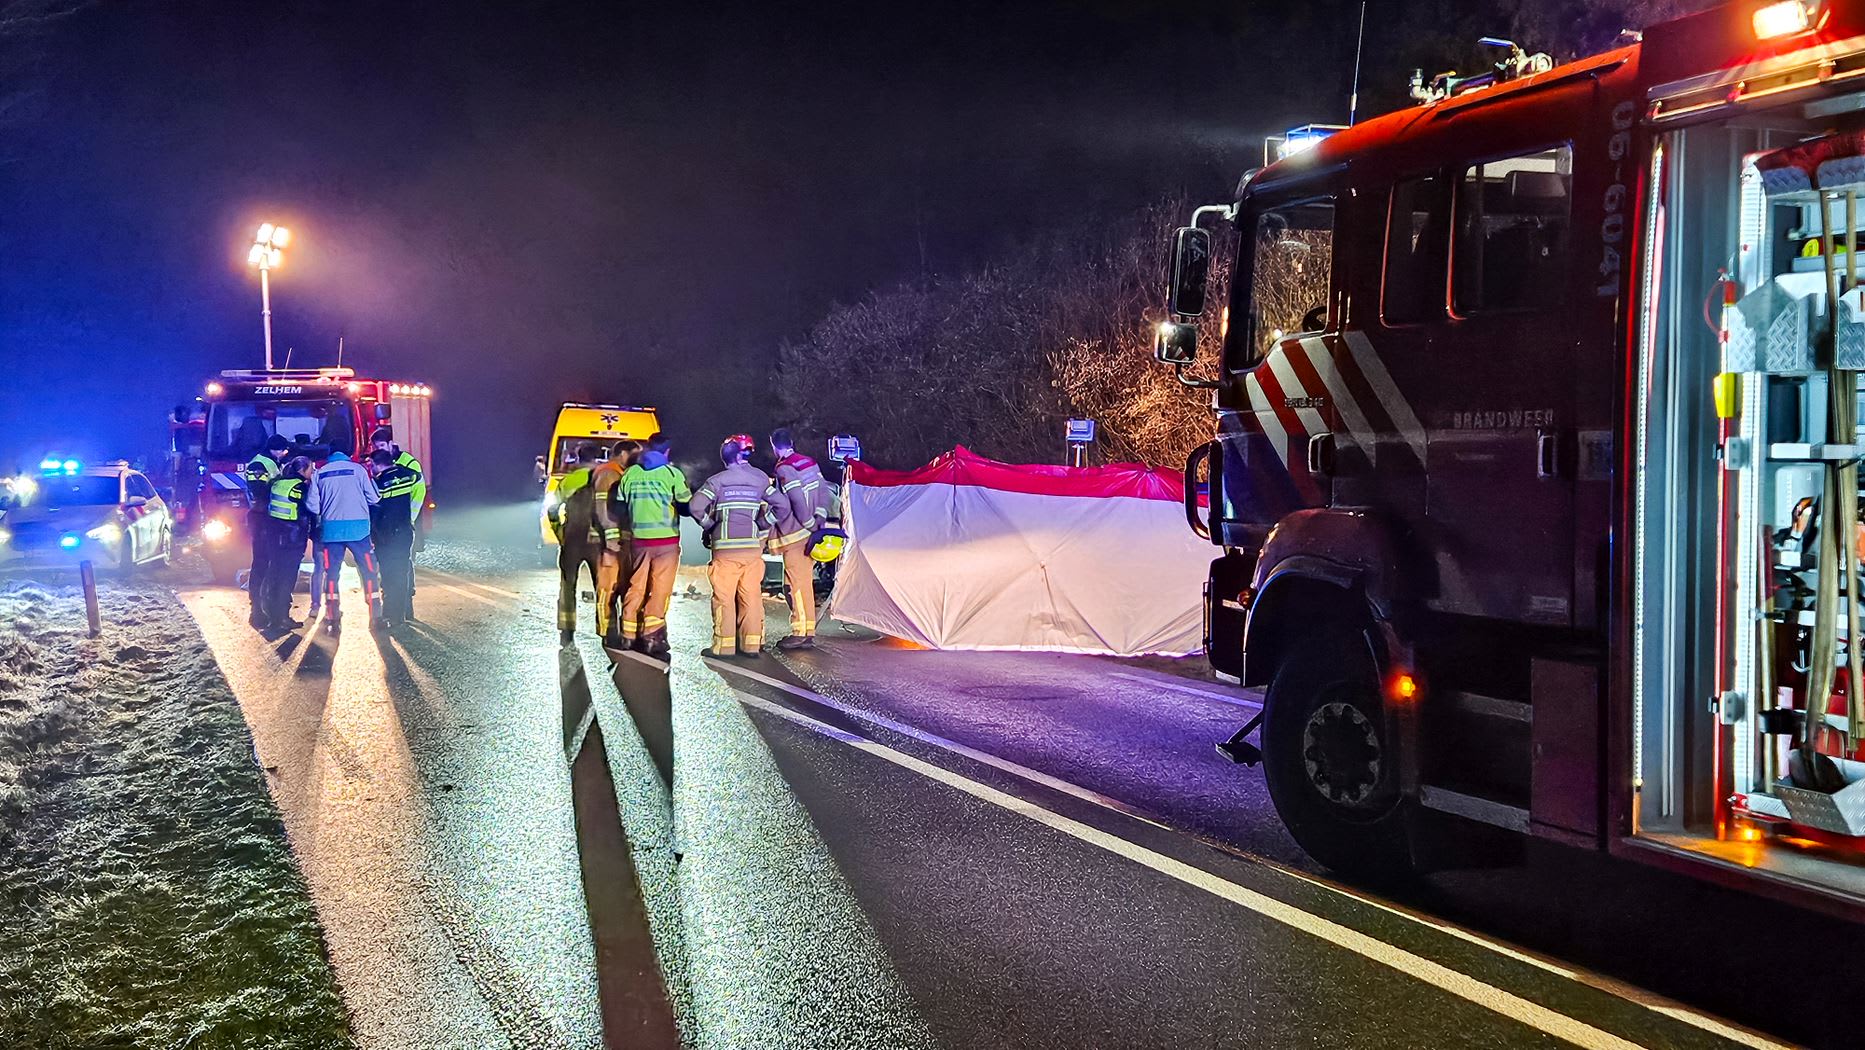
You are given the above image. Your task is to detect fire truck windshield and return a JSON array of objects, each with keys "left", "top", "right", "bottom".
[
  {"left": 1227, "top": 197, "right": 1335, "bottom": 370},
  {"left": 205, "top": 400, "right": 356, "bottom": 460}
]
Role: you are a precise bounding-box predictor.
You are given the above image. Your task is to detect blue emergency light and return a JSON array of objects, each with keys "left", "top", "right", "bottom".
[
  {"left": 1276, "top": 124, "right": 1347, "bottom": 160},
  {"left": 39, "top": 457, "right": 80, "bottom": 476},
  {"left": 59, "top": 533, "right": 80, "bottom": 550}
]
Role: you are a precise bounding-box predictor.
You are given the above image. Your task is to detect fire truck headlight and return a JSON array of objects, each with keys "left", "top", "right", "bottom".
[
  {"left": 202, "top": 518, "right": 233, "bottom": 543},
  {"left": 1753, "top": 0, "right": 1816, "bottom": 39},
  {"left": 0, "top": 527, "right": 11, "bottom": 546},
  {"left": 206, "top": 381, "right": 223, "bottom": 397},
  {"left": 87, "top": 523, "right": 121, "bottom": 544}
]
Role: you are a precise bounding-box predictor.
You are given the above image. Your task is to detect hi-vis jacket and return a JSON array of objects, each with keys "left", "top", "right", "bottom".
[
  {"left": 622, "top": 452, "right": 692, "bottom": 545},
  {"left": 267, "top": 476, "right": 308, "bottom": 523},
  {"left": 552, "top": 466, "right": 596, "bottom": 542},
  {"left": 690, "top": 462, "right": 777, "bottom": 553},
  {"left": 769, "top": 452, "right": 831, "bottom": 548},
  {"left": 245, "top": 452, "right": 281, "bottom": 507},
  {"left": 392, "top": 449, "right": 426, "bottom": 524}
]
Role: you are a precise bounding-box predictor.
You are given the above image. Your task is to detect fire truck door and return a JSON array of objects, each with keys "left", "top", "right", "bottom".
[{"left": 1421, "top": 146, "right": 1579, "bottom": 626}]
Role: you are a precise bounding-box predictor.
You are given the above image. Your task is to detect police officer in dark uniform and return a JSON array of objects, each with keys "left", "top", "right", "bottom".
[
  {"left": 245, "top": 434, "right": 291, "bottom": 629},
  {"left": 261, "top": 457, "right": 315, "bottom": 631},
  {"left": 369, "top": 449, "right": 419, "bottom": 629},
  {"left": 370, "top": 427, "right": 426, "bottom": 616}
]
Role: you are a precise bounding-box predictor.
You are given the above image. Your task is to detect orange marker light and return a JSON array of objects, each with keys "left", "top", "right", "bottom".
[{"left": 1390, "top": 672, "right": 1421, "bottom": 702}]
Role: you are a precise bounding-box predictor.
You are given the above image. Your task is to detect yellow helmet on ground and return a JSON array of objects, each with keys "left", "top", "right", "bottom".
[{"left": 808, "top": 527, "right": 846, "bottom": 563}]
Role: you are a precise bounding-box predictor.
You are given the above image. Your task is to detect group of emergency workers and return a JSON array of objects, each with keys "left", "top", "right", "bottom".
[
  {"left": 550, "top": 428, "right": 833, "bottom": 659},
  {"left": 243, "top": 427, "right": 426, "bottom": 635}
]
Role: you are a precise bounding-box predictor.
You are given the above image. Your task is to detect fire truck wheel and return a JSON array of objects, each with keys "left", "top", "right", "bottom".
[{"left": 1261, "top": 626, "right": 1413, "bottom": 882}]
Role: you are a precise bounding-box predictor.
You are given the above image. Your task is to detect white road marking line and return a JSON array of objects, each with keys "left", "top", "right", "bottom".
[
  {"left": 732, "top": 687, "right": 1645, "bottom": 1050},
  {"left": 421, "top": 568, "right": 524, "bottom": 601},
  {"left": 720, "top": 663, "right": 1789, "bottom": 1050},
  {"left": 714, "top": 661, "right": 1170, "bottom": 829},
  {"left": 426, "top": 579, "right": 503, "bottom": 609},
  {"left": 1107, "top": 671, "right": 1262, "bottom": 710}
]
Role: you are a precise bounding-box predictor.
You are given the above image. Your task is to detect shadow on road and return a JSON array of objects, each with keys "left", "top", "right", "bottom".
[{"left": 560, "top": 645, "right": 679, "bottom": 1050}]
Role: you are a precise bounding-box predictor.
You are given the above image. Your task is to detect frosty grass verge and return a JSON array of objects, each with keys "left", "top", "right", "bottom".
[{"left": 0, "top": 578, "right": 351, "bottom": 1047}]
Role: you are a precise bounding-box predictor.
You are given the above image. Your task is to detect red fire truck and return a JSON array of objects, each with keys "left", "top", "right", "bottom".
[
  {"left": 190, "top": 367, "right": 434, "bottom": 584},
  {"left": 1158, "top": 0, "right": 1865, "bottom": 920}
]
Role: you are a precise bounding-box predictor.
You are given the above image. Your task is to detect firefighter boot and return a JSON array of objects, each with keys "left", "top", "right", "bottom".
[{"left": 778, "top": 633, "right": 815, "bottom": 651}]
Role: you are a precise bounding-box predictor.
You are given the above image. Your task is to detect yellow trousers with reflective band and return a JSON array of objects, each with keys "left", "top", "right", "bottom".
[
  {"left": 623, "top": 544, "right": 679, "bottom": 641},
  {"left": 708, "top": 550, "right": 764, "bottom": 655},
  {"left": 597, "top": 537, "right": 628, "bottom": 640},
  {"left": 776, "top": 538, "right": 816, "bottom": 637}
]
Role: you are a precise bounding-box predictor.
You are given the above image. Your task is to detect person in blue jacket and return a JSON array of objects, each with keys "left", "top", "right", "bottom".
[{"left": 303, "top": 450, "right": 383, "bottom": 632}]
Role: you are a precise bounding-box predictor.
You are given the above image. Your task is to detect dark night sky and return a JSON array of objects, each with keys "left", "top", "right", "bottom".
[{"left": 0, "top": 0, "right": 1372, "bottom": 495}]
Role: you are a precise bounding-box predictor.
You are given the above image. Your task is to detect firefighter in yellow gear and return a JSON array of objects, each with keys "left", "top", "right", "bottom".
[
  {"left": 690, "top": 435, "right": 778, "bottom": 659},
  {"left": 619, "top": 433, "right": 691, "bottom": 658},
  {"left": 767, "top": 427, "right": 832, "bottom": 650},
  {"left": 592, "top": 439, "right": 640, "bottom": 648},
  {"left": 550, "top": 442, "right": 604, "bottom": 645}
]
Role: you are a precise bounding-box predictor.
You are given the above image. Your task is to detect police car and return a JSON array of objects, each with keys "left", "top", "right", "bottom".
[{"left": 0, "top": 459, "right": 174, "bottom": 573}]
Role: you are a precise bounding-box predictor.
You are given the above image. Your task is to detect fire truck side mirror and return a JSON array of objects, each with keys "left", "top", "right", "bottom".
[
  {"left": 1167, "top": 226, "right": 1212, "bottom": 316},
  {"left": 1155, "top": 321, "right": 1198, "bottom": 365}
]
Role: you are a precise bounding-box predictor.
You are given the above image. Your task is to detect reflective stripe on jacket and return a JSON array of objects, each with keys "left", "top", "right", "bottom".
[
  {"left": 622, "top": 459, "right": 692, "bottom": 543},
  {"left": 394, "top": 450, "right": 426, "bottom": 522},
  {"left": 770, "top": 453, "right": 830, "bottom": 547},
  {"left": 268, "top": 477, "right": 306, "bottom": 521},
  {"left": 372, "top": 464, "right": 418, "bottom": 536},
  {"left": 304, "top": 453, "right": 380, "bottom": 543},
  {"left": 245, "top": 453, "right": 280, "bottom": 504},
  {"left": 691, "top": 463, "right": 776, "bottom": 552},
  {"left": 591, "top": 460, "right": 627, "bottom": 543}
]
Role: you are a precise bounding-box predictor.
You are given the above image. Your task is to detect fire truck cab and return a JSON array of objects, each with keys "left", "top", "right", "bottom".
[
  {"left": 1162, "top": 0, "right": 1865, "bottom": 920},
  {"left": 193, "top": 368, "right": 433, "bottom": 584}
]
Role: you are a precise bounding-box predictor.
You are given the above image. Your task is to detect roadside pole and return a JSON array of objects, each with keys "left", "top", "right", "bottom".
[{"left": 79, "top": 559, "right": 101, "bottom": 637}]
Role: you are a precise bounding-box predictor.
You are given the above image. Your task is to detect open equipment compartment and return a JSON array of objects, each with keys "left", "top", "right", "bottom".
[{"left": 1638, "top": 89, "right": 1865, "bottom": 898}]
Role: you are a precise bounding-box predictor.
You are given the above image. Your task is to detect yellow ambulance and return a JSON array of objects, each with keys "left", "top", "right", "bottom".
[{"left": 537, "top": 402, "right": 661, "bottom": 547}]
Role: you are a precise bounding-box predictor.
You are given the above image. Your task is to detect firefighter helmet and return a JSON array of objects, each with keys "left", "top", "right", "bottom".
[{"left": 807, "top": 526, "right": 847, "bottom": 563}]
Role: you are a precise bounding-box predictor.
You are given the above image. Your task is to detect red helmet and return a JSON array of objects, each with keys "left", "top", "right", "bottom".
[{"left": 720, "top": 433, "right": 756, "bottom": 464}]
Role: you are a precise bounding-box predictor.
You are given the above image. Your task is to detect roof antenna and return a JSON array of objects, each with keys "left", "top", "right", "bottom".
[
  {"left": 1349, "top": 1, "right": 1367, "bottom": 126},
  {"left": 336, "top": 334, "right": 344, "bottom": 371},
  {"left": 283, "top": 346, "right": 293, "bottom": 368}
]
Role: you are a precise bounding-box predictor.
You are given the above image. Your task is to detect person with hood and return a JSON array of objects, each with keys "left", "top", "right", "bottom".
[
  {"left": 689, "top": 435, "right": 778, "bottom": 659},
  {"left": 767, "top": 427, "right": 832, "bottom": 649},
  {"left": 303, "top": 448, "right": 383, "bottom": 632},
  {"left": 619, "top": 433, "right": 691, "bottom": 657},
  {"left": 244, "top": 433, "right": 292, "bottom": 629}
]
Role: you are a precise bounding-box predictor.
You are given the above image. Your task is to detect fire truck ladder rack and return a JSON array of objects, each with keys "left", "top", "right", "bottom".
[{"left": 217, "top": 367, "right": 356, "bottom": 381}]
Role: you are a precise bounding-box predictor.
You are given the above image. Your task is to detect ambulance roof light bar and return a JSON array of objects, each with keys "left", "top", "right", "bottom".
[{"left": 1753, "top": 0, "right": 1821, "bottom": 40}]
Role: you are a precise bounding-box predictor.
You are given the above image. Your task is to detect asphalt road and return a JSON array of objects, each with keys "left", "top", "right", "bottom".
[
  {"left": 171, "top": 506, "right": 1825, "bottom": 1049},
  {"left": 181, "top": 552, "right": 608, "bottom": 1049}
]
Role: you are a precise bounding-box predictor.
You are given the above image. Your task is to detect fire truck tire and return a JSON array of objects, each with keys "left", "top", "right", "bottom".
[{"left": 1261, "top": 626, "right": 1415, "bottom": 882}]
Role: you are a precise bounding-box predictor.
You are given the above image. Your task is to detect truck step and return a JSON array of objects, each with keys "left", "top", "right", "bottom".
[{"left": 1418, "top": 784, "right": 1530, "bottom": 832}]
